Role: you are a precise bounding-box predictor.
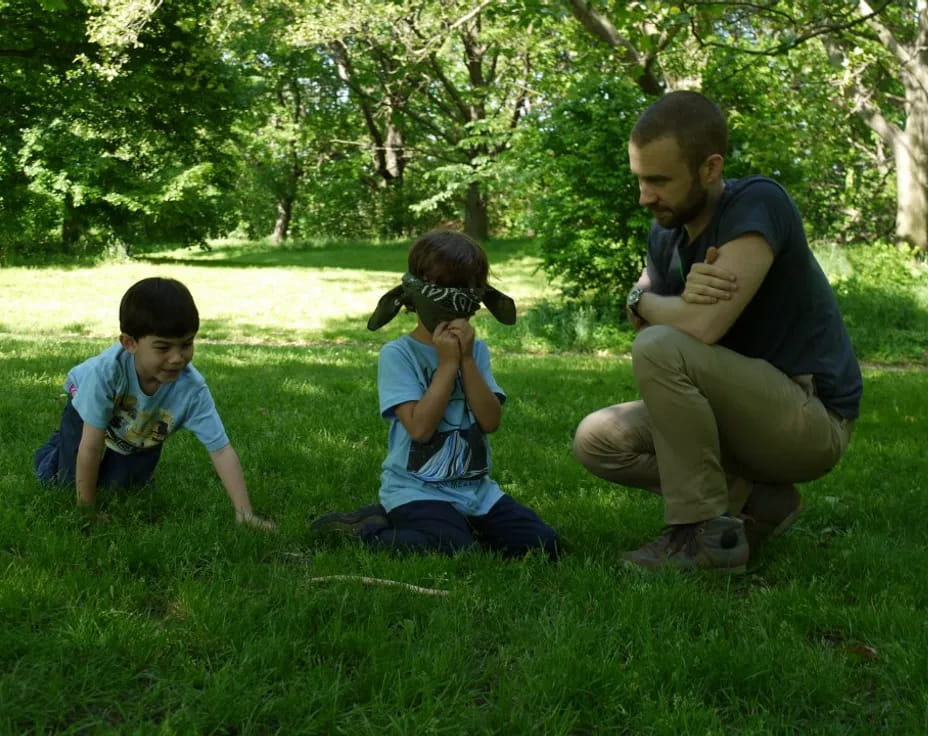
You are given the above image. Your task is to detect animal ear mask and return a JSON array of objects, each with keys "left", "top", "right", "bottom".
[{"left": 367, "top": 273, "right": 517, "bottom": 332}]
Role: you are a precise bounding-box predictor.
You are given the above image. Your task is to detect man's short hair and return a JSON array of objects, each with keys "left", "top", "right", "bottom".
[
  {"left": 119, "top": 277, "right": 199, "bottom": 339},
  {"left": 631, "top": 90, "right": 728, "bottom": 172}
]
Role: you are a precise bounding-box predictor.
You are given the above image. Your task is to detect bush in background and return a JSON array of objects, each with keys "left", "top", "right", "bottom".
[{"left": 524, "top": 76, "right": 650, "bottom": 300}]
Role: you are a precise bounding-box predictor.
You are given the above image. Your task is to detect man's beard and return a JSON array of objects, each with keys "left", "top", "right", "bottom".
[{"left": 652, "top": 177, "right": 709, "bottom": 229}]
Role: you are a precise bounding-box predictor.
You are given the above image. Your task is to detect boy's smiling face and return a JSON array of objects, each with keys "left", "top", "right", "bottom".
[{"left": 120, "top": 332, "right": 196, "bottom": 393}]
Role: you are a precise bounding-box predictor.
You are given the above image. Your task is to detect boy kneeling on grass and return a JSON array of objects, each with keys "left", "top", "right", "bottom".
[
  {"left": 310, "top": 230, "right": 559, "bottom": 559},
  {"left": 34, "top": 277, "right": 274, "bottom": 530}
]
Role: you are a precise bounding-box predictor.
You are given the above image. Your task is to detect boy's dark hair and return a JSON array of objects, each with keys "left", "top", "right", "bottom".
[
  {"left": 119, "top": 277, "right": 199, "bottom": 339},
  {"left": 630, "top": 90, "right": 728, "bottom": 172},
  {"left": 408, "top": 230, "right": 489, "bottom": 289}
]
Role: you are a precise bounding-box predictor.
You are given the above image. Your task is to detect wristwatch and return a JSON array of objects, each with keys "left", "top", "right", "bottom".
[{"left": 627, "top": 285, "right": 646, "bottom": 318}]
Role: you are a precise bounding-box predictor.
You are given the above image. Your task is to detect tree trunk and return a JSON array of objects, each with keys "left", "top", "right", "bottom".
[
  {"left": 464, "top": 181, "right": 489, "bottom": 242},
  {"left": 850, "top": 1, "right": 928, "bottom": 252},
  {"left": 383, "top": 120, "right": 405, "bottom": 182},
  {"left": 565, "top": 0, "right": 673, "bottom": 96},
  {"left": 893, "top": 70, "right": 928, "bottom": 252},
  {"left": 864, "top": 58, "right": 928, "bottom": 253},
  {"left": 273, "top": 196, "right": 293, "bottom": 245},
  {"left": 893, "top": 133, "right": 928, "bottom": 252},
  {"left": 333, "top": 41, "right": 407, "bottom": 185},
  {"left": 61, "top": 191, "right": 84, "bottom": 250},
  {"left": 829, "top": 27, "right": 928, "bottom": 252}
]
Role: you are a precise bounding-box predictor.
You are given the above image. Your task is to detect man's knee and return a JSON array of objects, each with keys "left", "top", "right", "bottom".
[
  {"left": 632, "top": 326, "right": 710, "bottom": 389},
  {"left": 573, "top": 407, "right": 643, "bottom": 471},
  {"left": 631, "top": 325, "right": 691, "bottom": 366},
  {"left": 573, "top": 409, "right": 612, "bottom": 470}
]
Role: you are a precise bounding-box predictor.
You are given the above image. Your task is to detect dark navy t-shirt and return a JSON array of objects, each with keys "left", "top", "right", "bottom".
[{"left": 646, "top": 176, "right": 862, "bottom": 419}]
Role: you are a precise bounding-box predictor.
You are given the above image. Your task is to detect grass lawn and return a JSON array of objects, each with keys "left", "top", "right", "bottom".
[{"left": 2, "top": 239, "right": 927, "bottom": 734}]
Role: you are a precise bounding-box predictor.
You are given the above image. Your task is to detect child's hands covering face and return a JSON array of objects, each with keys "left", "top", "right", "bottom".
[
  {"left": 447, "top": 318, "right": 475, "bottom": 359},
  {"left": 432, "top": 321, "right": 462, "bottom": 364}
]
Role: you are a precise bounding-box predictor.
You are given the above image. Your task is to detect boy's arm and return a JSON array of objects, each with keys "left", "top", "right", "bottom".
[
  {"left": 393, "top": 323, "right": 460, "bottom": 442},
  {"left": 458, "top": 359, "right": 501, "bottom": 433},
  {"left": 75, "top": 423, "right": 106, "bottom": 506},
  {"left": 393, "top": 364, "right": 457, "bottom": 443},
  {"left": 209, "top": 444, "right": 276, "bottom": 531},
  {"left": 448, "top": 320, "right": 501, "bottom": 434}
]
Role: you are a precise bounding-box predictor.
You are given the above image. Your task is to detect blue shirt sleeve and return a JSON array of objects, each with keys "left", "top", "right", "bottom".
[
  {"left": 473, "top": 340, "right": 506, "bottom": 405},
  {"left": 378, "top": 342, "right": 426, "bottom": 419},
  {"left": 70, "top": 352, "right": 121, "bottom": 430},
  {"left": 183, "top": 384, "right": 229, "bottom": 453}
]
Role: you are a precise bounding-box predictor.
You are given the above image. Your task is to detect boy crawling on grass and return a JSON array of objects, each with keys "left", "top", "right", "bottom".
[
  {"left": 310, "top": 230, "right": 559, "bottom": 559},
  {"left": 34, "top": 277, "right": 274, "bottom": 530}
]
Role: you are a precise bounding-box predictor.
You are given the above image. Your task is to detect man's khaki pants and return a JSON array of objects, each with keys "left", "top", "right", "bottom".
[{"left": 573, "top": 326, "right": 854, "bottom": 525}]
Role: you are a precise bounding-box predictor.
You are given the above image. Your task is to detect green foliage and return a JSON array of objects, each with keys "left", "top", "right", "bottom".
[
  {"left": 526, "top": 75, "right": 650, "bottom": 298},
  {"left": 0, "top": 0, "right": 241, "bottom": 256},
  {"left": 284, "top": 0, "right": 567, "bottom": 240},
  {"left": 515, "top": 297, "right": 634, "bottom": 354},
  {"left": 0, "top": 0, "right": 914, "bottom": 258},
  {"left": 0, "top": 178, "right": 60, "bottom": 260},
  {"left": 843, "top": 241, "right": 920, "bottom": 289},
  {"left": 283, "top": 143, "right": 451, "bottom": 240},
  {"left": 701, "top": 43, "right": 896, "bottom": 245},
  {"left": 830, "top": 241, "right": 928, "bottom": 362}
]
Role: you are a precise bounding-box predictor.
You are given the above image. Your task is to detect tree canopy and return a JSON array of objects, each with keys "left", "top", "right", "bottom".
[{"left": 1, "top": 0, "right": 919, "bottom": 290}]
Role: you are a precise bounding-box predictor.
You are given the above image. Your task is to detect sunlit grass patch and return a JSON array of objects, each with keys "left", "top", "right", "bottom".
[
  {"left": 8, "top": 236, "right": 923, "bottom": 362},
  {"left": 1, "top": 238, "right": 562, "bottom": 349}
]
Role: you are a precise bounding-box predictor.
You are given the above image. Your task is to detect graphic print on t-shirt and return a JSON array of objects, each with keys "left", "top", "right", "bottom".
[
  {"left": 105, "top": 394, "right": 174, "bottom": 454},
  {"left": 407, "top": 423, "right": 488, "bottom": 482},
  {"left": 405, "top": 365, "right": 489, "bottom": 482}
]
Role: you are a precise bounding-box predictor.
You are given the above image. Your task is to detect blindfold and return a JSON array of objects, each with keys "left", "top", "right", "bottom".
[{"left": 367, "top": 273, "right": 516, "bottom": 332}]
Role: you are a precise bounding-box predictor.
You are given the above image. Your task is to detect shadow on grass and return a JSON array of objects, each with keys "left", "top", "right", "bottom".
[
  {"left": 6, "top": 335, "right": 628, "bottom": 509},
  {"left": 8, "top": 334, "right": 928, "bottom": 578},
  {"left": 836, "top": 281, "right": 928, "bottom": 364},
  {"left": 6, "top": 332, "right": 928, "bottom": 734}
]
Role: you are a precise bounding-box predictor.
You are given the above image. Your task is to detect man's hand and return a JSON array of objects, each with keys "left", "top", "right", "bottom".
[
  {"left": 447, "top": 318, "right": 475, "bottom": 359},
  {"left": 236, "top": 509, "right": 277, "bottom": 532},
  {"left": 682, "top": 245, "right": 739, "bottom": 304},
  {"left": 626, "top": 306, "right": 648, "bottom": 332},
  {"left": 432, "top": 321, "right": 462, "bottom": 364}
]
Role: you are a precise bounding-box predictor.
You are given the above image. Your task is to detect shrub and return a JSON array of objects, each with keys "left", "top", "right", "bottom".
[{"left": 526, "top": 76, "right": 650, "bottom": 298}]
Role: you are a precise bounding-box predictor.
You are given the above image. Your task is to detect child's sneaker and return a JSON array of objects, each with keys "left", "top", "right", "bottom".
[
  {"left": 309, "top": 503, "right": 389, "bottom": 539},
  {"left": 622, "top": 515, "right": 748, "bottom": 573}
]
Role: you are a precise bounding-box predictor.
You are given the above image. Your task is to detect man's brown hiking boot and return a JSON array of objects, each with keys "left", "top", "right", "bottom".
[
  {"left": 740, "top": 483, "right": 803, "bottom": 550},
  {"left": 622, "top": 515, "right": 749, "bottom": 573}
]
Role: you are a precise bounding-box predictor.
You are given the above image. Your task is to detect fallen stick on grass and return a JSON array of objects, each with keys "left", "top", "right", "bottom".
[{"left": 306, "top": 575, "right": 450, "bottom": 597}]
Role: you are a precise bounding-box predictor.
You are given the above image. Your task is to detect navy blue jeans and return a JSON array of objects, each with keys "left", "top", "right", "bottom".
[
  {"left": 363, "top": 495, "right": 560, "bottom": 560},
  {"left": 34, "top": 399, "right": 162, "bottom": 489}
]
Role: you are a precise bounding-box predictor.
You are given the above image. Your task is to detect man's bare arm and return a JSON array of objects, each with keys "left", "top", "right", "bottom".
[
  {"left": 681, "top": 246, "right": 739, "bottom": 304},
  {"left": 635, "top": 234, "right": 773, "bottom": 344}
]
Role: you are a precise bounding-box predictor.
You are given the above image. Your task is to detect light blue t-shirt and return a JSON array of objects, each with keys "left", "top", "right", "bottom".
[
  {"left": 65, "top": 343, "right": 229, "bottom": 455},
  {"left": 377, "top": 335, "right": 506, "bottom": 515}
]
